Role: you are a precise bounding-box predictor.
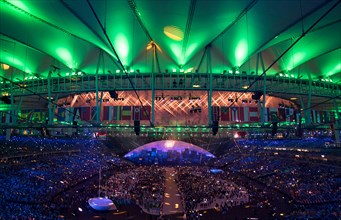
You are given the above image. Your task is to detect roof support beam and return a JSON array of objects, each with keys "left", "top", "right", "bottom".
[
  {"left": 127, "top": 0, "right": 153, "bottom": 41},
  {"left": 227, "top": 0, "right": 341, "bottom": 111},
  {"left": 181, "top": 0, "right": 197, "bottom": 64},
  {"left": 243, "top": 0, "right": 335, "bottom": 68},
  {"left": 87, "top": 0, "right": 153, "bottom": 127}
]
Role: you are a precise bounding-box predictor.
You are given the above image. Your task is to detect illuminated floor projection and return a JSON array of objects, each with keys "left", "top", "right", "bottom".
[{"left": 124, "top": 140, "right": 215, "bottom": 165}]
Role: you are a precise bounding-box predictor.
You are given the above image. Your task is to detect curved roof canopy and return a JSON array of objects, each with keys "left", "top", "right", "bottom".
[{"left": 0, "top": 0, "right": 340, "bottom": 83}]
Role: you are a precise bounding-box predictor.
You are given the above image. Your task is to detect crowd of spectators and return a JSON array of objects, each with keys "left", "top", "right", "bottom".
[
  {"left": 176, "top": 166, "right": 249, "bottom": 219},
  {"left": 286, "top": 203, "right": 340, "bottom": 219},
  {"left": 229, "top": 155, "right": 341, "bottom": 205},
  {"left": 101, "top": 165, "right": 165, "bottom": 215},
  {"left": 0, "top": 136, "right": 121, "bottom": 219},
  {"left": 237, "top": 137, "right": 335, "bottom": 149},
  {"left": 0, "top": 134, "right": 340, "bottom": 219}
]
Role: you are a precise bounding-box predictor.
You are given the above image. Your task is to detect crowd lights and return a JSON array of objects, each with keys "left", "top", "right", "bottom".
[
  {"left": 321, "top": 78, "right": 333, "bottom": 82},
  {"left": 277, "top": 72, "right": 296, "bottom": 78},
  {"left": 24, "top": 76, "right": 37, "bottom": 80}
]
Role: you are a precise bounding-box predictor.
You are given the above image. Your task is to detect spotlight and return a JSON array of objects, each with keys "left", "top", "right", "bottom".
[
  {"left": 212, "top": 121, "right": 219, "bottom": 135},
  {"left": 0, "top": 96, "right": 11, "bottom": 104},
  {"left": 252, "top": 91, "right": 263, "bottom": 100},
  {"left": 271, "top": 122, "right": 278, "bottom": 137},
  {"left": 146, "top": 43, "right": 153, "bottom": 50},
  {"left": 34, "top": 73, "right": 41, "bottom": 79},
  {"left": 109, "top": 90, "right": 118, "bottom": 100},
  {"left": 134, "top": 120, "right": 140, "bottom": 135}
]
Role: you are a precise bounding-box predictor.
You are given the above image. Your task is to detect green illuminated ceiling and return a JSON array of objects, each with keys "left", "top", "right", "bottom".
[{"left": 0, "top": 0, "right": 340, "bottom": 83}]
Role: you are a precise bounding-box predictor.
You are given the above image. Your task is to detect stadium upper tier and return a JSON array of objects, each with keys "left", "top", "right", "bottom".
[
  {"left": 1, "top": 72, "right": 341, "bottom": 97},
  {"left": 1, "top": 73, "right": 340, "bottom": 111}
]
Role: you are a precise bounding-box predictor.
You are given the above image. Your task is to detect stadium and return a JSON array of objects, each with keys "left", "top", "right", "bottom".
[{"left": 0, "top": 0, "right": 340, "bottom": 219}]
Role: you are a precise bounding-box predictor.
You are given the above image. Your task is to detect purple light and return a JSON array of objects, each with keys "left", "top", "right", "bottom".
[{"left": 124, "top": 140, "right": 215, "bottom": 158}]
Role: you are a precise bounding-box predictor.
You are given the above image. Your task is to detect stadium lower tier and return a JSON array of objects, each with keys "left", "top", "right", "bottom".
[{"left": 0, "top": 136, "right": 340, "bottom": 220}]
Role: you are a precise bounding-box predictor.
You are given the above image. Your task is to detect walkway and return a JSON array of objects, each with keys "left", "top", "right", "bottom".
[{"left": 162, "top": 167, "right": 184, "bottom": 216}]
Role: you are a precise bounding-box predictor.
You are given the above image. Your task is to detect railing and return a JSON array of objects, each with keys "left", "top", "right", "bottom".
[{"left": 1, "top": 73, "right": 340, "bottom": 98}]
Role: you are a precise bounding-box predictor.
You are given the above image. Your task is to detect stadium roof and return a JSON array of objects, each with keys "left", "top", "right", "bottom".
[{"left": 0, "top": 0, "right": 340, "bottom": 84}]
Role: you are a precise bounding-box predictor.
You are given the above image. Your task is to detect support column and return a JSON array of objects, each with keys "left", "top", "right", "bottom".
[
  {"left": 17, "top": 96, "right": 22, "bottom": 126},
  {"left": 98, "top": 91, "right": 104, "bottom": 123},
  {"left": 305, "top": 78, "right": 312, "bottom": 124},
  {"left": 48, "top": 71, "right": 53, "bottom": 125},
  {"left": 207, "top": 45, "right": 213, "bottom": 126},
  {"left": 10, "top": 82, "right": 17, "bottom": 126},
  {"left": 151, "top": 72, "right": 155, "bottom": 127},
  {"left": 5, "top": 110, "right": 11, "bottom": 140},
  {"left": 95, "top": 50, "right": 103, "bottom": 124},
  {"left": 6, "top": 80, "right": 14, "bottom": 140},
  {"left": 151, "top": 45, "right": 157, "bottom": 127},
  {"left": 262, "top": 80, "right": 267, "bottom": 123},
  {"left": 50, "top": 94, "right": 59, "bottom": 135},
  {"left": 256, "top": 52, "right": 266, "bottom": 125},
  {"left": 333, "top": 99, "right": 340, "bottom": 144},
  {"left": 95, "top": 73, "right": 99, "bottom": 123}
]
